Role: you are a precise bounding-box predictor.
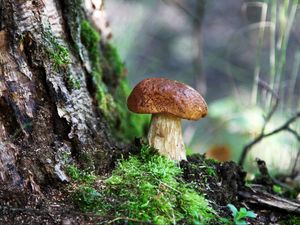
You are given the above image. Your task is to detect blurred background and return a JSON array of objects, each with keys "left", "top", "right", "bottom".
[{"left": 106, "top": 0, "right": 300, "bottom": 176}]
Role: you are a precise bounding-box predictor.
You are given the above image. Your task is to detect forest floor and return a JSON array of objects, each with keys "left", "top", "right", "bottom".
[{"left": 0, "top": 144, "right": 300, "bottom": 225}]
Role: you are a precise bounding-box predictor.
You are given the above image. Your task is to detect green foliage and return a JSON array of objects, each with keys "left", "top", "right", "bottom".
[
  {"left": 73, "top": 185, "right": 102, "bottom": 211},
  {"left": 272, "top": 184, "right": 283, "bottom": 194},
  {"left": 101, "top": 42, "right": 150, "bottom": 141},
  {"left": 67, "top": 146, "right": 221, "bottom": 224},
  {"left": 227, "top": 204, "right": 256, "bottom": 225},
  {"left": 102, "top": 43, "right": 124, "bottom": 78},
  {"left": 80, "top": 20, "right": 101, "bottom": 65}
]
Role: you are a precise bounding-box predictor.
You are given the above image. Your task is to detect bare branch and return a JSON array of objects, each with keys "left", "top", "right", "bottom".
[{"left": 239, "top": 111, "right": 300, "bottom": 166}]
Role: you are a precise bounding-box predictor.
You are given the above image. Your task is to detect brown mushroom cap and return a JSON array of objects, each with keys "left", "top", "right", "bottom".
[{"left": 127, "top": 78, "right": 208, "bottom": 120}]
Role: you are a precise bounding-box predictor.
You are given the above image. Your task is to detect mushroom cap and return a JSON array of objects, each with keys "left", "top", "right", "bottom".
[{"left": 127, "top": 78, "right": 208, "bottom": 120}]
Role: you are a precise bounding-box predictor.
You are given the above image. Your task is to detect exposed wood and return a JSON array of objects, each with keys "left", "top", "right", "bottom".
[{"left": 239, "top": 186, "right": 300, "bottom": 214}]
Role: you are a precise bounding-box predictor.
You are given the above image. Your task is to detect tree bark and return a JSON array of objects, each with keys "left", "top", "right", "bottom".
[{"left": 0, "top": 0, "right": 125, "bottom": 195}]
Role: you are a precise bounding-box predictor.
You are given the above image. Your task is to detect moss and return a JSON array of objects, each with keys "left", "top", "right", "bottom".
[
  {"left": 42, "top": 27, "right": 84, "bottom": 90},
  {"left": 113, "top": 78, "right": 150, "bottom": 141},
  {"left": 78, "top": 152, "right": 95, "bottom": 170},
  {"left": 66, "top": 73, "right": 81, "bottom": 90},
  {"left": 279, "top": 215, "right": 300, "bottom": 225},
  {"left": 60, "top": 0, "right": 83, "bottom": 56},
  {"left": 102, "top": 43, "right": 124, "bottom": 82},
  {"left": 102, "top": 43, "right": 149, "bottom": 141},
  {"left": 66, "top": 165, "right": 101, "bottom": 211},
  {"left": 80, "top": 20, "right": 101, "bottom": 73},
  {"left": 67, "top": 145, "right": 227, "bottom": 224},
  {"left": 80, "top": 20, "right": 102, "bottom": 87},
  {"left": 80, "top": 20, "right": 115, "bottom": 120},
  {"left": 80, "top": 20, "right": 148, "bottom": 142},
  {"left": 43, "top": 28, "right": 71, "bottom": 69}
]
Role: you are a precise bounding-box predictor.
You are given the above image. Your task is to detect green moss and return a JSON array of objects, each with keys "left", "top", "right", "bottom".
[
  {"left": 113, "top": 78, "right": 150, "bottom": 141},
  {"left": 78, "top": 152, "right": 95, "bottom": 170},
  {"left": 102, "top": 43, "right": 124, "bottom": 79},
  {"left": 67, "top": 145, "right": 225, "bottom": 224},
  {"left": 102, "top": 43, "right": 149, "bottom": 141},
  {"left": 66, "top": 165, "right": 101, "bottom": 211},
  {"left": 80, "top": 20, "right": 101, "bottom": 72},
  {"left": 42, "top": 27, "right": 84, "bottom": 90},
  {"left": 80, "top": 20, "right": 115, "bottom": 120},
  {"left": 66, "top": 165, "right": 96, "bottom": 184},
  {"left": 65, "top": 72, "right": 81, "bottom": 89},
  {"left": 80, "top": 20, "right": 148, "bottom": 141},
  {"left": 80, "top": 20, "right": 102, "bottom": 87},
  {"left": 43, "top": 28, "right": 71, "bottom": 69}
]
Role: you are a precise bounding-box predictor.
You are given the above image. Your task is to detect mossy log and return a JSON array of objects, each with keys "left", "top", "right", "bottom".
[{"left": 0, "top": 0, "right": 142, "bottom": 196}]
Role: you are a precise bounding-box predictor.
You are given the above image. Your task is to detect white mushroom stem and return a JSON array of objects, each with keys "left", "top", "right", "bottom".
[{"left": 147, "top": 113, "right": 186, "bottom": 161}]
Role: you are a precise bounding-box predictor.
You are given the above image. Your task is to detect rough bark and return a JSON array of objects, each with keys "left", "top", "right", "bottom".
[{"left": 0, "top": 0, "right": 123, "bottom": 195}]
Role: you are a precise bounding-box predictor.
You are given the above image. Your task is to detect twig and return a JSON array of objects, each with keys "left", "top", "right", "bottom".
[
  {"left": 239, "top": 111, "right": 300, "bottom": 166},
  {"left": 106, "top": 217, "right": 154, "bottom": 224},
  {"left": 239, "top": 186, "right": 300, "bottom": 214},
  {"left": 239, "top": 79, "right": 300, "bottom": 166}
]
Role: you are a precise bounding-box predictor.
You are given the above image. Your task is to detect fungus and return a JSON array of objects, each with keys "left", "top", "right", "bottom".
[{"left": 127, "top": 78, "right": 208, "bottom": 161}]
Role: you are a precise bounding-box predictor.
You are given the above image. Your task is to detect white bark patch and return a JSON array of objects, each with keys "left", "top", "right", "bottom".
[
  {"left": 14, "top": 1, "right": 41, "bottom": 39},
  {"left": 44, "top": 0, "right": 65, "bottom": 37}
]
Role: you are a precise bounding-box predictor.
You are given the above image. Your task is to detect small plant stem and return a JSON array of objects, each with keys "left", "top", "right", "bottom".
[
  {"left": 251, "top": 2, "right": 268, "bottom": 104},
  {"left": 288, "top": 49, "right": 300, "bottom": 109},
  {"left": 276, "top": 1, "right": 298, "bottom": 107},
  {"left": 267, "top": 0, "right": 277, "bottom": 109}
]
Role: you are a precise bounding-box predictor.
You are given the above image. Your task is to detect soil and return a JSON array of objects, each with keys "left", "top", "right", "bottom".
[
  {"left": 181, "top": 154, "right": 300, "bottom": 225},
  {"left": 1, "top": 147, "right": 300, "bottom": 224}
]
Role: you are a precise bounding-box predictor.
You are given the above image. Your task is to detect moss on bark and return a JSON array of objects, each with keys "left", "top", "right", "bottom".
[{"left": 80, "top": 20, "right": 149, "bottom": 142}]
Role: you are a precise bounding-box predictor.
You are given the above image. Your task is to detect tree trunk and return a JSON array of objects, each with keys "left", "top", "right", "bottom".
[{"left": 0, "top": 0, "right": 131, "bottom": 197}]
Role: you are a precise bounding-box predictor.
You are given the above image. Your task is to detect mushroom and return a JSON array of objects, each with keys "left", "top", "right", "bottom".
[{"left": 127, "top": 78, "right": 208, "bottom": 161}]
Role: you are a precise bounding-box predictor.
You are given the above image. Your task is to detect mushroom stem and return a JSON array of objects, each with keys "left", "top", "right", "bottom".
[{"left": 147, "top": 113, "right": 186, "bottom": 161}]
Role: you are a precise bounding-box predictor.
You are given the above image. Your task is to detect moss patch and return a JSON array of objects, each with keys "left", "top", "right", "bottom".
[
  {"left": 42, "top": 27, "right": 81, "bottom": 90},
  {"left": 101, "top": 43, "right": 149, "bottom": 141},
  {"left": 80, "top": 20, "right": 148, "bottom": 142},
  {"left": 67, "top": 146, "right": 225, "bottom": 224},
  {"left": 113, "top": 77, "right": 150, "bottom": 141},
  {"left": 80, "top": 20, "right": 116, "bottom": 120},
  {"left": 43, "top": 28, "right": 71, "bottom": 69}
]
